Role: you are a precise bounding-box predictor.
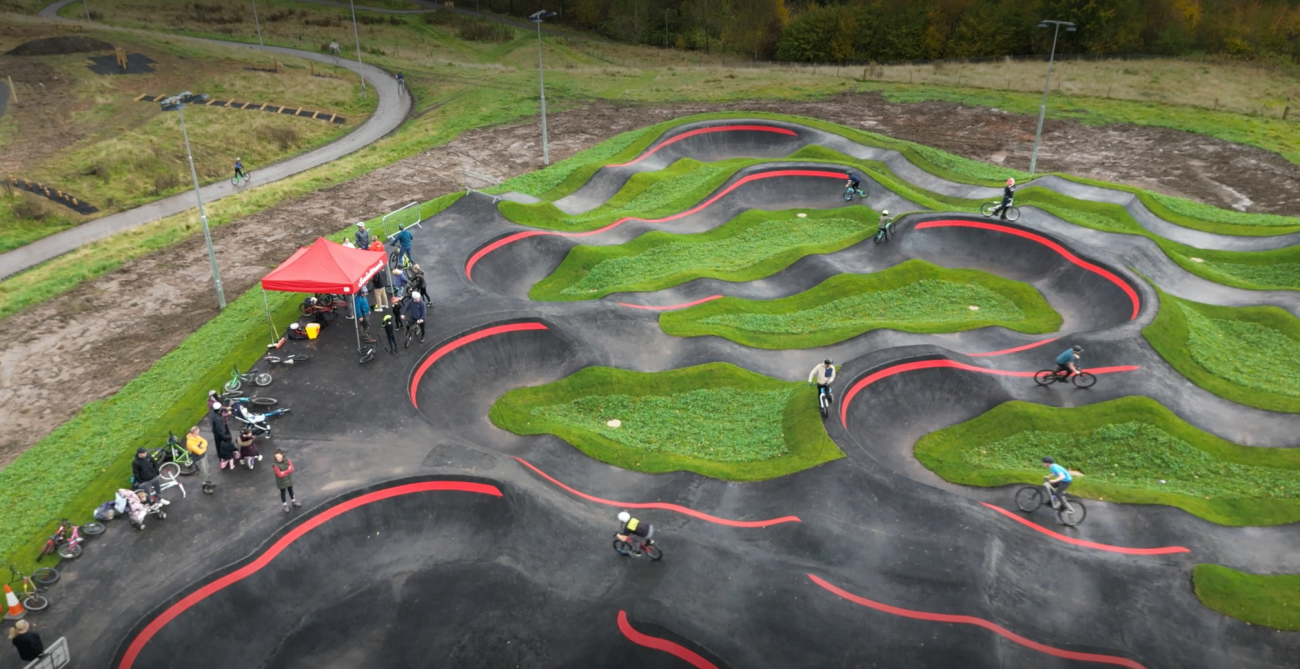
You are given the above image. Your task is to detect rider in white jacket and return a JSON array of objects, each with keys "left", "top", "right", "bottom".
[{"left": 808, "top": 359, "right": 836, "bottom": 403}]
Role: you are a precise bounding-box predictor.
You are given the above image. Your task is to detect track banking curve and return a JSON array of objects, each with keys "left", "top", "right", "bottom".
[
  {"left": 101, "top": 117, "right": 1300, "bottom": 669},
  {"left": 0, "top": 0, "right": 409, "bottom": 280}
]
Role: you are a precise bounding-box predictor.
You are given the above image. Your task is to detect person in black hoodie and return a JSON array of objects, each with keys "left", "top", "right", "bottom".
[
  {"left": 210, "top": 402, "right": 237, "bottom": 470},
  {"left": 9, "top": 620, "right": 43, "bottom": 662},
  {"left": 132, "top": 448, "right": 164, "bottom": 503}
]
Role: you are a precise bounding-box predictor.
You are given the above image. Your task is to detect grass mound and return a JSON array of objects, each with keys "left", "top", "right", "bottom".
[
  {"left": 530, "top": 207, "right": 877, "bottom": 301},
  {"left": 1143, "top": 288, "right": 1300, "bottom": 413},
  {"left": 489, "top": 362, "right": 844, "bottom": 481},
  {"left": 659, "top": 260, "right": 1061, "bottom": 349},
  {"left": 1193, "top": 564, "right": 1300, "bottom": 631},
  {"left": 914, "top": 397, "right": 1300, "bottom": 526}
]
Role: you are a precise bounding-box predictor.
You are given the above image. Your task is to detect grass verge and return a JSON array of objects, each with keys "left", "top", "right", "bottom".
[
  {"left": 1193, "top": 564, "right": 1300, "bottom": 632},
  {"left": 1143, "top": 288, "right": 1300, "bottom": 413},
  {"left": 529, "top": 206, "right": 878, "bottom": 301},
  {"left": 488, "top": 362, "right": 844, "bottom": 481},
  {"left": 914, "top": 397, "right": 1300, "bottom": 526},
  {"left": 659, "top": 259, "right": 1061, "bottom": 349}
]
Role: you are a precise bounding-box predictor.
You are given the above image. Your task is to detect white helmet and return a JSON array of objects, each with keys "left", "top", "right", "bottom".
[
  {"left": 617, "top": 511, "right": 631, "bottom": 522},
  {"left": 290, "top": 323, "right": 299, "bottom": 330},
  {"left": 881, "top": 209, "right": 889, "bottom": 216},
  {"left": 308, "top": 297, "right": 318, "bottom": 304},
  {"left": 411, "top": 291, "right": 421, "bottom": 299},
  {"left": 356, "top": 221, "right": 365, "bottom": 228}
]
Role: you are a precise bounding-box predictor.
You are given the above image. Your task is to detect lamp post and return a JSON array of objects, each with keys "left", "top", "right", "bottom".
[
  {"left": 82, "top": 0, "right": 89, "bottom": 20},
  {"left": 350, "top": 0, "right": 367, "bottom": 98},
  {"left": 1028, "top": 19, "right": 1075, "bottom": 176},
  {"left": 530, "top": 10, "right": 557, "bottom": 165},
  {"left": 162, "top": 94, "right": 227, "bottom": 310},
  {"left": 251, "top": 0, "right": 264, "bottom": 49}
]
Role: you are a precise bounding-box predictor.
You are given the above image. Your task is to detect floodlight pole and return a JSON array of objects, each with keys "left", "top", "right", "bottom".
[
  {"left": 83, "top": 0, "right": 89, "bottom": 20},
  {"left": 350, "top": 0, "right": 367, "bottom": 98},
  {"left": 177, "top": 105, "right": 227, "bottom": 310},
  {"left": 531, "top": 11, "right": 555, "bottom": 165},
  {"left": 1029, "top": 20, "right": 1074, "bottom": 176},
  {"left": 252, "top": 0, "right": 264, "bottom": 49}
]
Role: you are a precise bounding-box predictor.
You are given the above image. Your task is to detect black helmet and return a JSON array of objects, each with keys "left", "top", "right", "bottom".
[
  {"left": 1072, "top": 345, "right": 1082, "bottom": 352},
  {"left": 824, "top": 358, "right": 832, "bottom": 365},
  {"left": 1042, "top": 456, "right": 1055, "bottom": 464}
]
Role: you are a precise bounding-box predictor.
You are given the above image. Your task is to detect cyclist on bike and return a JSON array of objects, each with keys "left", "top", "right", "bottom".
[
  {"left": 878, "top": 209, "right": 892, "bottom": 232},
  {"left": 808, "top": 358, "right": 836, "bottom": 404},
  {"left": 1055, "top": 345, "right": 1082, "bottom": 377},
  {"left": 391, "top": 224, "right": 414, "bottom": 266},
  {"left": 234, "top": 158, "right": 246, "bottom": 182},
  {"left": 845, "top": 171, "right": 863, "bottom": 197},
  {"left": 1042, "top": 456, "right": 1072, "bottom": 506},
  {"left": 616, "top": 511, "right": 653, "bottom": 555},
  {"left": 994, "top": 177, "right": 1015, "bottom": 220}
]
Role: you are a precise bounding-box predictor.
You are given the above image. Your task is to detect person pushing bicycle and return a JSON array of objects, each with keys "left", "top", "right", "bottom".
[
  {"left": 808, "top": 358, "right": 836, "bottom": 404},
  {"left": 616, "top": 511, "right": 653, "bottom": 555},
  {"left": 1055, "top": 345, "right": 1082, "bottom": 377},
  {"left": 1042, "top": 456, "right": 1073, "bottom": 506},
  {"left": 993, "top": 177, "right": 1015, "bottom": 219}
]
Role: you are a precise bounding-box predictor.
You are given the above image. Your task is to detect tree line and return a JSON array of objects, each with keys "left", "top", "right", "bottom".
[{"left": 469, "top": 0, "right": 1300, "bottom": 64}]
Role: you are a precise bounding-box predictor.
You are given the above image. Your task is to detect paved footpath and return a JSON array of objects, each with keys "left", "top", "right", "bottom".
[{"left": 0, "top": 0, "right": 410, "bottom": 280}]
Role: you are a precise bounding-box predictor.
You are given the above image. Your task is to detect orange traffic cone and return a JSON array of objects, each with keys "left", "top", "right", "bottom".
[{"left": 3, "top": 584, "right": 25, "bottom": 620}]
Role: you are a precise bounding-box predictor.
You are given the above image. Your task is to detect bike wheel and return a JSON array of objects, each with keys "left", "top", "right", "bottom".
[
  {"left": 31, "top": 568, "right": 59, "bottom": 586},
  {"left": 873, "top": 230, "right": 884, "bottom": 245},
  {"left": 819, "top": 397, "right": 828, "bottom": 418},
  {"left": 980, "top": 201, "right": 998, "bottom": 216},
  {"left": 22, "top": 594, "right": 48, "bottom": 611},
  {"left": 1057, "top": 499, "right": 1087, "bottom": 526},
  {"left": 1004, "top": 206, "right": 1021, "bottom": 222},
  {"left": 843, "top": 191, "right": 853, "bottom": 202},
  {"left": 1072, "top": 372, "right": 1097, "bottom": 389},
  {"left": 613, "top": 540, "right": 633, "bottom": 556},
  {"left": 1014, "top": 486, "right": 1044, "bottom": 513},
  {"left": 644, "top": 544, "right": 663, "bottom": 561},
  {"left": 253, "top": 373, "right": 273, "bottom": 387},
  {"left": 359, "top": 347, "right": 376, "bottom": 364},
  {"left": 1034, "top": 370, "right": 1058, "bottom": 386},
  {"left": 224, "top": 378, "right": 242, "bottom": 393},
  {"left": 56, "top": 543, "right": 82, "bottom": 560},
  {"left": 231, "top": 176, "right": 239, "bottom": 186},
  {"left": 179, "top": 461, "right": 198, "bottom": 476},
  {"left": 37, "top": 541, "right": 55, "bottom": 561},
  {"left": 81, "top": 522, "right": 105, "bottom": 537},
  {"left": 251, "top": 397, "right": 278, "bottom": 407},
  {"left": 159, "top": 461, "right": 181, "bottom": 481}
]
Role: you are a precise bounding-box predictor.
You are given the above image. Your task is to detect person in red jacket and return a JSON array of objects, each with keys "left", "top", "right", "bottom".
[{"left": 272, "top": 449, "right": 300, "bottom": 513}]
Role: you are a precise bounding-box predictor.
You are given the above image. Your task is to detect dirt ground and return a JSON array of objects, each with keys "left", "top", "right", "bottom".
[{"left": 2, "top": 91, "right": 1299, "bottom": 467}]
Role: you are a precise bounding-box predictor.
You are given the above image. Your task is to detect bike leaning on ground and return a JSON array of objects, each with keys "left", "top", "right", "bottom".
[{"left": 7, "top": 564, "right": 58, "bottom": 611}]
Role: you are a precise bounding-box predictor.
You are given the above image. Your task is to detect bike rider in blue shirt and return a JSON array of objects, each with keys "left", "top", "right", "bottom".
[
  {"left": 390, "top": 224, "right": 414, "bottom": 266},
  {"left": 994, "top": 177, "right": 1015, "bottom": 219},
  {"left": 1055, "top": 345, "right": 1082, "bottom": 377},
  {"left": 1042, "top": 456, "right": 1073, "bottom": 506},
  {"left": 845, "top": 171, "right": 864, "bottom": 198},
  {"left": 234, "top": 158, "right": 246, "bottom": 181},
  {"left": 808, "top": 359, "right": 836, "bottom": 403}
]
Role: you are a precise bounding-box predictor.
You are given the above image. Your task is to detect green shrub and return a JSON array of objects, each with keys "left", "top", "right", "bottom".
[
  {"left": 660, "top": 260, "right": 1061, "bottom": 349},
  {"left": 1194, "top": 564, "right": 1300, "bottom": 631},
  {"left": 489, "top": 362, "right": 844, "bottom": 481}
]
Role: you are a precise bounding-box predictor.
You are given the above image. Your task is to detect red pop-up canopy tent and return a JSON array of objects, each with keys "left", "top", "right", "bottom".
[{"left": 260, "top": 238, "right": 386, "bottom": 353}]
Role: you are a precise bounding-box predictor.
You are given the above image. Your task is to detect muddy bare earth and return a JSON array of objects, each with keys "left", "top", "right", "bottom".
[{"left": 2, "top": 92, "right": 1299, "bottom": 466}]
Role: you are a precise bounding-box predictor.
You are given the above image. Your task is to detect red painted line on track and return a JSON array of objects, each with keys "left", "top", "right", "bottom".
[
  {"left": 617, "top": 611, "right": 719, "bottom": 669},
  {"left": 117, "top": 481, "right": 503, "bottom": 669},
  {"left": 979, "top": 503, "right": 1190, "bottom": 555},
  {"left": 915, "top": 220, "right": 1140, "bottom": 321},
  {"left": 608, "top": 125, "right": 798, "bottom": 168},
  {"left": 808, "top": 574, "right": 1148, "bottom": 669},
  {"left": 465, "top": 169, "right": 846, "bottom": 279},
  {"left": 617, "top": 295, "right": 724, "bottom": 311},
  {"left": 839, "top": 359, "right": 1140, "bottom": 427},
  {"left": 409, "top": 323, "right": 549, "bottom": 409},
  {"left": 513, "top": 456, "right": 800, "bottom": 527},
  {"left": 967, "top": 337, "right": 1061, "bottom": 357}
]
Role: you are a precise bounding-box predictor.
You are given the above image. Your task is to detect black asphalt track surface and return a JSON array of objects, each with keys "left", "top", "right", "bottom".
[{"left": 30, "top": 119, "right": 1300, "bottom": 669}]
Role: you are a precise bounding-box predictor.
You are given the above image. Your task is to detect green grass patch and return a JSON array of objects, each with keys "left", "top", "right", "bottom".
[
  {"left": 1143, "top": 288, "right": 1300, "bottom": 413},
  {"left": 915, "top": 397, "right": 1300, "bottom": 526},
  {"left": 530, "top": 207, "right": 877, "bottom": 301},
  {"left": 488, "top": 362, "right": 844, "bottom": 481},
  {"left": 1194, "top": 564, "right": 1300, "bottom": 631},
  {"left": 659, "top": 260, "right": 1061, "bottom": 349}
]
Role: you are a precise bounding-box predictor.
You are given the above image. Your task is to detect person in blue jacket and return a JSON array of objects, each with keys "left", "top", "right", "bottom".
[
  {"left": 356, "top": 290, "right": 374, "bottom": 342},
  {"left": 405, "top": 290, "right": 427, "bottom": 343},
  {"left": 1055, "top": 345, "right": 1082, "bottom": 376},
  {"left": 390, "top": 224, "right": 414, "bottom": 266}
]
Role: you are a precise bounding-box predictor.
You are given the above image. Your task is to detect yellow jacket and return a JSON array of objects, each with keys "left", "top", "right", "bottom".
[{"left": 186, "top": 432, "right": 208, "bottom": 458}]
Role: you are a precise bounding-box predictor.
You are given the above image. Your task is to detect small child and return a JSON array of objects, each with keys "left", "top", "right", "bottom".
[{"left": 236, "top": 428, "right": 260, "bottom": 470}]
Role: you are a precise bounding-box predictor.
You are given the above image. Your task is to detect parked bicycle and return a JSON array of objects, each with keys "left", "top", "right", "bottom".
[
  {"left": 7, "top": 565, "right": 58, "bottom": 612},
  {"left": 1015, "top": 480, "right": 1087, "bottom": 526},
  {"left": 612, "top": 532, "right": 662, "bottom": 560},
  {"left": 151, "top": 431, "right": 197, "bottom": 477},
  {"left": 264, "top": 353, "right": 309, "bottom": 366},
  {"left": 1034, "top": 367, "right": 1097, "bottom": 389},
  {"left": 298, "top": 294, "right": 347, "bottom": 318},
  {"left": 224, "top": 364, "right": 273, "bottom": 393},
  {"left": 38, "top": 518, "right": 104, "bottom": 561},
  {"left": 980, "top": 201, "right": 1021, "bottom": 221}
]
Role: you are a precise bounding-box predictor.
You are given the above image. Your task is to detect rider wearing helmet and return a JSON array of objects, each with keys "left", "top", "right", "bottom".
[
  {"left": 808, "top": 358, "right": 837, "bottom": 403},
  {"left": 616, "top": 511, "right": 654, "bottom": 555},
  {"left": 878, "top": 209, "right": 892, "bottom": 231},
  {"left": 996, "top": 177, "right": 1016, "bottom": 220},
  {"left": 1055, "top": 345, "right": 1082, "bottom": 377},
  {"left": 406, "top": 290, "right": 427, "bottom": 343},
  {"left": 845, "top": 171, "right": 862, "bottom": 190},
  {"left": 234, "top": 157, "right": 245, "bottom": 181},
  {"left": 1042, "top": 456, "right": 1073, "bottom": 505}
]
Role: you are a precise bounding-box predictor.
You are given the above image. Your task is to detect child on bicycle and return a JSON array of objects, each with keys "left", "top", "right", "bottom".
[
  {"left": 234, "top": 158, "right": 246, "bottom": 182},
  {"left": 995, "top": 178, "right": 1015, "bottom": 219}
]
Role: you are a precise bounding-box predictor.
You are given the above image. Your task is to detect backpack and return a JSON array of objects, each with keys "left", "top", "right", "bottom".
[{"left": 93, "top": 501, "right": 117, "bottom": 521}]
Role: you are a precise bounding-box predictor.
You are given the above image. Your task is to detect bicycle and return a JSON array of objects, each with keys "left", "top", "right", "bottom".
[
  {"left": 388, "top": 248, "right": 413, "bottom": 270},
  {"left": 814, "top": 384, "right": 833, "bottom": 419},
  {"left": 216, "top": 393, "right": 278, "bottom": 408},
  {"left": 1015, "top": 480, "right": 1087, "bottom": 526},
  {"left": 1034, "top": 367, "right": 1097, "bottom": 389},
  {"left": 843, "top": 185, "right": 867, "bottom": 202},
  {"left": 980, "top": 201, "right": 1021, "bottom": 221},
  {"left": 224, "top": 364, "right": 273, "bottom": 393},
  {"left": 359, "top": 345, "right": 376, "bottom": 364},
  {"left": 231, "top": 171, "right": 252, "bottom": 187},
  {"left": 7, "top": 565, "right": 58, "bottom": 612},
  {"left": 873, "top": 218, "right": 895, "bottom": 245},
  {"left": 151, "top": 431, "right": 197, "bottom": 477},
  {"left": 612, "top": 532, "right": 662, "bottom": 560},
  {"left": 403, "top": 321, "right": 422, "bottom": 349},
  {"left": 38, "top": 519, "right": 104, "bottom": 561},
  {"left": 299, "top": 294, "right": 347, "bottom": 318},
  {"left": 264, "top": 353, "right": 309, "bottom": 366}
]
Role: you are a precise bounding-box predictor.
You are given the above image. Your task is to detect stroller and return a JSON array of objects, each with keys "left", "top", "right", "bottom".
[{"left": 116, "top": 488, "right": 168, "bottom": 529}]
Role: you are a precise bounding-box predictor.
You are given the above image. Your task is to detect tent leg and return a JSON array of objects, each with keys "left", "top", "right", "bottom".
[
  {"left": 353, "top": 294, "right": 362, "bottom": 353},
  {"left": 262, "top": 288, "right": 280, "bottom": 345}
]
